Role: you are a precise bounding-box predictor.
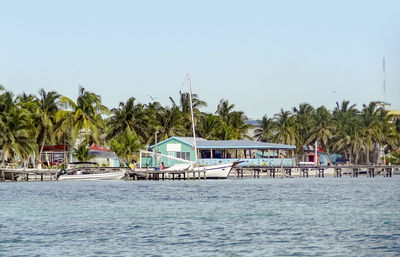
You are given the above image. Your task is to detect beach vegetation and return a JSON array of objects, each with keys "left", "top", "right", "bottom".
[{"left": 0, "top": 85, "right": 398, "bottom": 167}]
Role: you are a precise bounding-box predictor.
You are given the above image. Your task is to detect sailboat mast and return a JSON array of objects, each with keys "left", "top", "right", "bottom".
[{"left": 187, "top": 73, "right": 198, "bottom": 163}]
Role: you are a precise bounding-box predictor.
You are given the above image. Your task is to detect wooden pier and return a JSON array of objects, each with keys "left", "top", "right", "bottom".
[
  {"left": 233, "top": 165, "right": 400, "bottom": 178},
  {"left": 1, "top": 165, "right": 399, "bottom": 182},
  {"left": 0, "top": 169, "right": 59, "bottom": 182},
  {"left": 126, "top": 169, "right": 207, "bottom": 181}
]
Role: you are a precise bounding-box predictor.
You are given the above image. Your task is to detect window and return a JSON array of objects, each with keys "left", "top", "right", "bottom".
[
  {"left": 200, "top": 150, "right": 211, "bottom": 159},
  {"left": 176, "top": 152, "right": 190, "bottom": 160}
]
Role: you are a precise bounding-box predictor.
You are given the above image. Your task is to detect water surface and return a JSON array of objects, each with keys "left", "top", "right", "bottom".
[{"left": 1, "top": 177, "right": 399, "bottom": 256}]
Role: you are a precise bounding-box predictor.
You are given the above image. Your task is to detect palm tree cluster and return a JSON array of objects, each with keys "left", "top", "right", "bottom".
[
  {"left": 0, "top": 85, "right": 399, "bottom": 166},
  {"left": 0, "top": 87, "right": 252, "bottom": 165},
  {"left": 255, "top": 101, "right": 400, "bottom": 164}
]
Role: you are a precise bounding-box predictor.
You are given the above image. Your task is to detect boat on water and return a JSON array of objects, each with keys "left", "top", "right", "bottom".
[
  {"left": 164, "top": 161, "right": 242, "bottom": 179},
  {"left": 134, "top": 74, "right": 240, "bottom": 179},
  {"left": 57, "top": 162, "right": 126, "bottom": 181}
]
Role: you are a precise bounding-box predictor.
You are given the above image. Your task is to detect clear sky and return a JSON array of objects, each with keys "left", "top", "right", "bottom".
[{"left": 1, "top": 0, "right": 399, "bottom": 119}]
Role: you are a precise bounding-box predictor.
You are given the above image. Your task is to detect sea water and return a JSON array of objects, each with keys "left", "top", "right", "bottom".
[{"left": 1, "top": 177, "right": 399, "bottom": 256}]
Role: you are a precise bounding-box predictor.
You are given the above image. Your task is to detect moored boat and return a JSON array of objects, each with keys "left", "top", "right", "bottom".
[
  {"left": 164, "top": 161, "right": 242, "bottom": 179},
  {"left": 57, "top": 162, "right": 126, "bottom": 181}
]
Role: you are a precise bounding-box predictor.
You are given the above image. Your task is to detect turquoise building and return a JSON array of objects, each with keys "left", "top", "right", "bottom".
[{"left": 142, "top": 137, "right": 296, "bottom": 168}]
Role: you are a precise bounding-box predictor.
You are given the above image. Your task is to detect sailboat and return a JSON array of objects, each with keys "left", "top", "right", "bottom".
[
  {"left": 184, "top": 74, "right": 240, "bottom": 178},
  {"left": 138, "top": 149, "right": 241, "bottom": 179},
  {"left": 136, "top": 74, "right": 240, "bottom": 179}
]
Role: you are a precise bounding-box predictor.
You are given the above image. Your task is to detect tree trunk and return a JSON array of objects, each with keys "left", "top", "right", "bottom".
[
  {"left": 348, "top": 150, "right": 352, "bottom": 165},
  {"left": 355, "top": 151, "right": 360, "bottom": 165},
  {"left": 38, "top": 131, "right": 47, "bottom": 168},
  {"left": 1, "top": 150, "right": 5, "bottom": 167}
]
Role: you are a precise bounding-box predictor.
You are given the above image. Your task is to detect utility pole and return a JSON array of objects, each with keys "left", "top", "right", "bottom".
[
  {"left": 154, "top": 131, "right": 159, "bottom": 168},
  {"left": 315, "top": 141, "right": 318, "bottom": 166},
  {"left": 187, "top": 73, "right": 198, "bottom": 164}
]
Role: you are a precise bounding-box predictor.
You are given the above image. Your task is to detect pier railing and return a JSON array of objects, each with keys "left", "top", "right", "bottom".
[
  {"left": 1, "top": 165, "right": 399, "bottom": 182},
  {"left": 233, "top": 165, "right": 400, "bottom": 178}
]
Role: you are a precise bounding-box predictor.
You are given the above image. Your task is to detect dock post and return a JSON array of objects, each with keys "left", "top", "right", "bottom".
[
  {"left": 385, "top": 168, "right": 392, "bottom": 177},
  {"left": 318, "top": 168, "right": 324, "bottom": 177},
  {"left": 352, "top": 168, "right": 359, "bottom": 177},
  {"left": 368, "top": 168, "right": 375, "bottom": 177},
  {"left": 1, "top": 170, "right": 4, "bottom": 182}
]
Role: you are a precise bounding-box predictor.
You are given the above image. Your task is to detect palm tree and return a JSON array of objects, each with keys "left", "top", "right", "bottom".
[
  {"left": 228, "top": 111, "right": 252, "bottom": 139},
  {"left": 377, "top": 110, "right": 399, "bottom": 162},
  {"left": 173, "top": 91, "right": 207, "bottom": 134},
  {"left": 107, "top": 97, "right": 149, "bottom": 144},
  {"left": 254, "top": 115, "right": 275, "bottom": 142},
  {"left": 214, "top": 123, "right": 234, "bottom": 140},
  {"left": 332, "top": 100, "right": 360, "bottom": 164},
  {"left": 216, "top": 99, "right": 235, "bottom": 123},
  {"left": 197, "top": 113, "right": 222, "bottom": 140},
  {"left": 0, "top": 105, "right": 37, "bottom": 165},
  {"left": 359, "top": 102, "right": 381, "bottom": 164},
  {"left": 110, "top": 128, "right": 142, "bottom": 163},
  {"left": 273, "top": 109, "right": 296, "bottom": 145},
  {"left": 73, "top": 142, "right": 94, "bottom": 162},
  {"left": 33, "top": 89, "right": 61, "bottom": 164},
  {"left": 155, "top": 105, "right": 186, "bottom": 140},
  {"left": 56, "top": 86, "right": 108, "bottom": 145},
  {"left": 293, "top": 103, "right": 315, "bottom": 155},
  {"left": 307, "top": 106, "right": 335, "bottom": 157}
]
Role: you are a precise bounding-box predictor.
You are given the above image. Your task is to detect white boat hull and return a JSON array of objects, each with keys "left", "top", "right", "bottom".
[
  {"left": 58, "top": 171, "right": 126, "bottom": 181},
  {"left": 165, "top": 162, "right": 236, "bottom": 179},
  {"left": 203, "top": 163, "right": 234, "bottom": 179}
]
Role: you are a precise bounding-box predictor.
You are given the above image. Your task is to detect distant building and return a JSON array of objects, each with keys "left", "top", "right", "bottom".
[
  {"left": 246, "top": 119, "right": 261, "bottom": 139},
  {"left": 41, "top": 145, "right": 68, "bottom": 165},
  {"left": 42, "top": 144, "right": 120, "bottom": 167},
  {"left": 143, "top": 136, "right": 296, "bottom": 168},
  {"left": 71, "top": 144, "right": 120, "bottom": 167}
]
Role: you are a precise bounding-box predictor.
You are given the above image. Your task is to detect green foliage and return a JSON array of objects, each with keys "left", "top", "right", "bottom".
[
  {"left": 0, "top": 91, "right": 37, "bottom": 164},
  {"left": 384, "top": 152, "right": 400, "bottom": 165},
  {"left": 0, "top": 83, "right": 399, "bottom": 167},
  {"left": 73, "top": 143, "right": 94, "bottom": 162},
  {"left": 110, "top": 128, "right": 142, "bottom": 163}
]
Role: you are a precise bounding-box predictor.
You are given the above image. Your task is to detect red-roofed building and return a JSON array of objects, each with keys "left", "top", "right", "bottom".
[{"left": 41, "top": 145, "right": 68, "bottom": 165}]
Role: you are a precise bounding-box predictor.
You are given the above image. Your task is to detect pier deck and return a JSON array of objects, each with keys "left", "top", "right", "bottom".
[
  {"left": 126, "top": 169, "right": 207, "bottom": 180},
  {"left": 1, "top": 165, "right": 399, "bottom": 182},
  {"left": 233, "top": 165, "right": 400, "bottom": 178}
]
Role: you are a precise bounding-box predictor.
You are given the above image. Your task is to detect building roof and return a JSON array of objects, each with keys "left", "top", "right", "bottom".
[
  {"left": 89, "top": 150, "right": 118, "bottom": 159},
  {"left": 90, "top": 144, "right": 110, "bottom": 152},
  {"left": 43, "top": 145, "right": 68, "bottom": 152},
  {"left": 152, "top": 136, "right": 295, "bottom": 150},
  {"left": 197, "top": 139, "right": 295, "bottom": 149}
]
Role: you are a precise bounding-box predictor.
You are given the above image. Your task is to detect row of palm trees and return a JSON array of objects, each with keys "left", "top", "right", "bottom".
[
  {"left": 255, "top": 102, "right": 400, "bottom": 164},
  {"left": 0, "top": 85, "right": 399, "bottom": 165}
]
